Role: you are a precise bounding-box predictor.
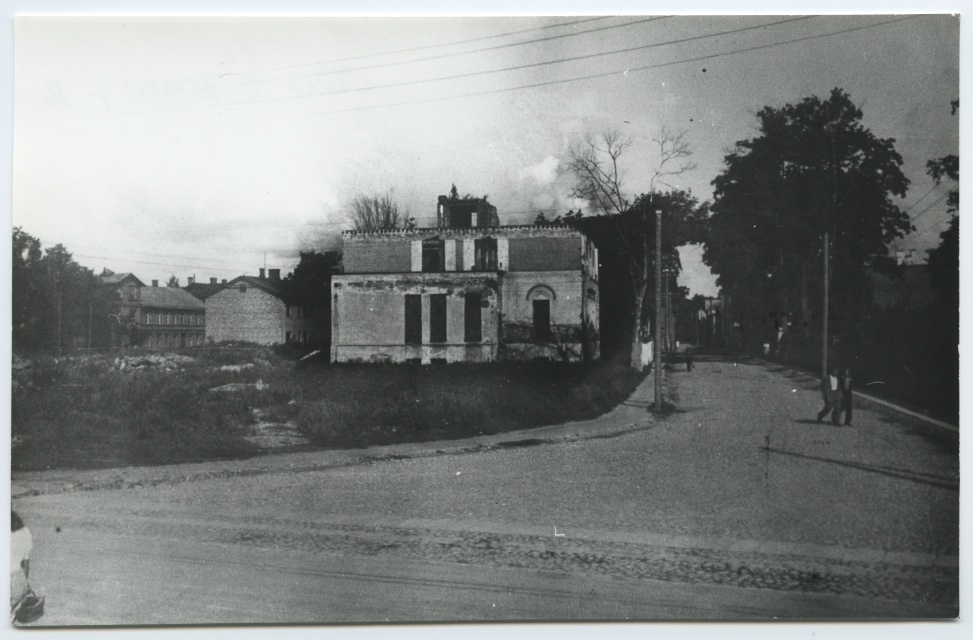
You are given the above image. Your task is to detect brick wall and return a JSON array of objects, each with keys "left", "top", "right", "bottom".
[{"left": 206, "top": 286, "right": 285, "bottom": 345}]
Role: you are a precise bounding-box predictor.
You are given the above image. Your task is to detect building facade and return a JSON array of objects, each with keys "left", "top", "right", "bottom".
[
  {"left": 331, "top": 198, "right": 599, "bottom": 364},
  {"left": 205, "top": 269, "right": 327, "bottom": 346},
  {"left": 138, "top": 281, "right": 207, "bottom": 348}
]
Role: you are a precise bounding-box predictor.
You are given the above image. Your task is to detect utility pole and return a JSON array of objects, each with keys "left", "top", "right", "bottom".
[
  {"left": 821, "top": 231, "right": 829, "bottom": 379},
  {"left": 654, "top": 209, "right": 663, "bottom": 412}
]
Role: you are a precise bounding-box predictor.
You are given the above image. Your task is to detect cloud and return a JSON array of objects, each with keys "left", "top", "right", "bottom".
[{"left": 518, "top": 155, "right": 560, "bottom": 185}]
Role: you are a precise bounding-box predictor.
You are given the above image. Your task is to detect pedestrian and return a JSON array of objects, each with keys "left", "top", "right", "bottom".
[
  {"left": 840, "top": 368, "right": 854, "bottom": 426},
  {"left": 816, "top": 367, "right": 841, "bottom": 425}
]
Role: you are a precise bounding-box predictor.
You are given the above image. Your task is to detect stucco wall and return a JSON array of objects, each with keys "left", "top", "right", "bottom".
[
  {"left": 343, "top": 240, "right": 412, "bottom": 273},
  {"left": 507, "top": 236, "right": 582, "bottom": 271},
  {"left": 206, "top": 286, "right": 285, "bottom": 345},
  {"left": 332, "top": 273, "right": 500, "bottom": 363}
]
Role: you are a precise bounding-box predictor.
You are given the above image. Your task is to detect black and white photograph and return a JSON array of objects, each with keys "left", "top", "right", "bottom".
[{"left": 5, "top": 1, "right": 964, "bottom": 634}]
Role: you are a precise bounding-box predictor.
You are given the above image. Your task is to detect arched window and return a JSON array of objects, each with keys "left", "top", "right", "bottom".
[{"left": 527, "top": 285, "right": 556, "bottom": 342}]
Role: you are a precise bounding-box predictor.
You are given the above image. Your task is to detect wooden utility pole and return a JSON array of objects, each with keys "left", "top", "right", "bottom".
[
  {"left": 821, "top": 231, "right": 829, "bottom": 379},
  {"left": 654, "top": 209, "right": 663, "bottom": 412}
]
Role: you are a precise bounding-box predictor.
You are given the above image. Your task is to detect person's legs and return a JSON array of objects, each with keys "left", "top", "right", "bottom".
[
  {"left": 844, "top": 394, "right": 853, "bottom": 425},
  {"left": 831, "top": 391, "right": 841, "bottom": 425}
]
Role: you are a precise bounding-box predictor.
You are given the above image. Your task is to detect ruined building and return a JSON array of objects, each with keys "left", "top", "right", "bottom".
[{"left": 331, "top": 194, "right": 599, "bottom": 363}]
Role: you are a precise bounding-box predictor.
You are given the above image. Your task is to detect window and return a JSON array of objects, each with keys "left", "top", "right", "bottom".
[
  {"left": 533, "top": 299, "right": 551, "bottom": 342},
  {"left": 474, "top": 237, "right": 498, "bottom": 271},
  {"left": 285, "top": 331, "right": 291, "bottom": 343},
  {"left": 464, "top": 293, "right": 482, "bottom": 342},
  {"left": 239, "top": 283, "right": 247, "bottom": 293},
  {"left": 430, "top": 294, "right": 447, "bottom": 343},
  {"left": 157, "top": 314, "right": 162, "bottom": 325},
  {"left": 422, "top": 238, "right": 445, "bottom": 272},
  {"left": 128, "top": 288, "right": 137, "bottom": 301},
  {"left": 144, "top": 315, "right": 150, "bottom": 325},
  {"left": 405, "top": 295, "right": 422, "bottom": 345}
]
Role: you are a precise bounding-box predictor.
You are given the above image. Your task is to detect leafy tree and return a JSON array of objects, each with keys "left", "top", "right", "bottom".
[
  {"left": 12, "top": 229, "right": 117, "bottom": 352},
  {"left": 926, "top": 99, "right": 959, "bottom": 310},
  {"left": 166, "top": 274, "right": 180, "bottom": 287},
  {"left": 566, "top": 128, "right": 703, "bottom": 368},
  {"left": 704, "top": 88, "right": 910, "bottom": 354},
  {"left": 283, "top": 250, "right": 341, "bottom": 349},
  {"left": 349, "top": 192, "right": 414, "bottom": 232}
]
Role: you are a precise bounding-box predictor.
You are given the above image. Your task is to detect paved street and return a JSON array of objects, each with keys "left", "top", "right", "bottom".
[{"left": 12, "top": 358, "right": 959, "bottom": 624}]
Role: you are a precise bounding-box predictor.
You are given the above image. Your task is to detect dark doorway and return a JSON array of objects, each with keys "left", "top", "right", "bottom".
[
  {"left": 465, "top": 293, "right": 482, "bottom": 342},
  {"left": 430, "top": 294, "right": 447, "bottom": 343},
  {"left": 405, "top": 295, "right": 422, "bottom": 345},
  {"left": 533, "top": 299, "right": 551, "bottom": 342}
]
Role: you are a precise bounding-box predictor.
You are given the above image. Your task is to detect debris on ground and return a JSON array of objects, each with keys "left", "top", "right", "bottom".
[
  {"left": 208, "top": 379, "right": 269, "bottom": 393},
  {"left": 114, "top": 353, "right": 196, "bottom": 372},
  {"left": 246, "top": 407, "right": 308, "bottom": 449}
]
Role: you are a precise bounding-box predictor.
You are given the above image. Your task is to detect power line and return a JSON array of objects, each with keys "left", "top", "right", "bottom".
[
  {"left": 908, "top": 190, "right": 952, "bottom": 234},
  {"left": 170, "top": 17, "right": 817, "bottom": 108},
  {"left": 26, "top": 16, "right": 905, "bottom": 135},
  {"left": 117, "top": 16, "right": 614, "bottom": 90},
  {"left": 116, "top": 16, "right": 665, "bottom": 98},
  {"left": 292, "top": 16, "right": 920, "bottom": 119},
  {"left": 57, "top": 17, "right": 804, "bottom": 119}
]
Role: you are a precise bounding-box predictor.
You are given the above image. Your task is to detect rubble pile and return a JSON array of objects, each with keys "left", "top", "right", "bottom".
[{"left": 113, "top": 353, "right": 196, "bottom": 372}]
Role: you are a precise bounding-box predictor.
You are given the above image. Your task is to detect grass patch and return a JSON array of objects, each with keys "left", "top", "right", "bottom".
[{"left": 12, "top": 350, "right": 644, "bottom": 471}]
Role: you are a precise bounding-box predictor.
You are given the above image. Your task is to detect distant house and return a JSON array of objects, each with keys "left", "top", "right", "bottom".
[
  {"left": 138, "top": 280, "right": 207, "bottom": 348},
  {"left": 331, "top": 194, "right": 600, "bottom": 364},
  {"left": 205, "top": 268, "right": 326, "bottom": 346}
]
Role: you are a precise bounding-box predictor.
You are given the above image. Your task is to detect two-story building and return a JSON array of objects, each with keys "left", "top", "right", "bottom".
[
  {"left": 331, "top": 195, "right": 599, "bottom": 364},
  {"left": 138, "top": 280, "right": 207, "bottom": 348},
  {"left": 205, "top": 268, "right": 327, "bottom": 346}
]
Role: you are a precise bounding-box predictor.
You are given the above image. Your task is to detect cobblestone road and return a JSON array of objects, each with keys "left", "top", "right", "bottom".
[{"left": 13, "top": 358, "right": 959, "bottom": 623}]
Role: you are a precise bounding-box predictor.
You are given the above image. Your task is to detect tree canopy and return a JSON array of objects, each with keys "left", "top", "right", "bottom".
[
  {"left": 349, "top": 192, "right": 415, "bottom": 232},
  {"left": 704, "top": 88, "right": 911, "bottom": 341}
]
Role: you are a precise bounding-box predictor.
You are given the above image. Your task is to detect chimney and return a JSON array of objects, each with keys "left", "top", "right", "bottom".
[
  {"left": 210, "top": 277, "right": 217, "bottom": 285},
  {"left": 269, "top": 268, "right": 280, "bottom": 282},
  {"left": 259, "top": 268, "right": 266, "bottom": 280},
  {"left": 187, "top": 276, "right": 194, "bottom": 285},
  {"left": 151, "top": 279, "right": 159, "bottom": 287}
]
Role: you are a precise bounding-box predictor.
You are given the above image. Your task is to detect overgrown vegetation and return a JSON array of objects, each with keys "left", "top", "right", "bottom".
[{"left": 11, "top": 347, "right": 644, "bottom": 471}]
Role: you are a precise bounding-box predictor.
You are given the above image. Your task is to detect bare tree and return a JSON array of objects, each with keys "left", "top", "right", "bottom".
[
  {"left": 350, "top": 192, "right": 414, "bottom": 232},
  {"left": 567, "top": 128, "right": 697, "bottom": 369}
]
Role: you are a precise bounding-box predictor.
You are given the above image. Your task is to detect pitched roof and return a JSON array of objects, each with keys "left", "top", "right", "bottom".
[
  {"left": 183, "top": 282, "right": 227, "bottom": 301},
  {"left": 100, "top": 272, "right": 145, "bottom": 287},
  {"left": 140, "top": 286, "right": 206, "bottom": 310},
  {"left": 224, "top": 275, "right": 287, "bottom": 299}
]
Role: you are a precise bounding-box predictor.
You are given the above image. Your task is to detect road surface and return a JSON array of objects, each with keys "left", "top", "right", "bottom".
[{"left": 12, "top": 358, "right": 959, "bottom": 624}]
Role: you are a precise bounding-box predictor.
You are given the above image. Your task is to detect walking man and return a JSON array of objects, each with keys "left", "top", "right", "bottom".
[
  {"left": 817, "top": 367, "right": 841, "bottom": 425},
  {"left": 840, "top": 368, "right": 854, "bottom": 426}
]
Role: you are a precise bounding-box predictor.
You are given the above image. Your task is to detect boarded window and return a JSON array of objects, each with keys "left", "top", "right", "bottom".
[
  {"left": 533, "top": 299, "right": 551, "bottom": 342},
  {"left": 474, "top": 237, "right": 498, "bottom": 271},
  {"left": 422, "top": 238, "right": 445, "bottom": 272},
  {"left": 430, "top": 294, "right": 447, "bottom": 343},
  {"left": 464, "top": 293, "right": 482, "bottom": 342},
  {"left": 405, "top": 295, "right": 422, "bottom": 345}
]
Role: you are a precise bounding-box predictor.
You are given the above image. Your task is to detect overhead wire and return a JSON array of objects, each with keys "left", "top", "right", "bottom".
[{"left": 115, "top": 16, "right": 619, "bottom": 91}]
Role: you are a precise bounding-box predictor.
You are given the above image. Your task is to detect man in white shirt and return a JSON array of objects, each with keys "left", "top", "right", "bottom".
[{"left": 816, "top": 367, "right": 841, "bottom": 425}]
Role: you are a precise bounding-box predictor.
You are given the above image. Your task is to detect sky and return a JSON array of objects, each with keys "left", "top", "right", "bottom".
[{"left": 10, "top": 11, "right": 960, "bottom": 297}]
